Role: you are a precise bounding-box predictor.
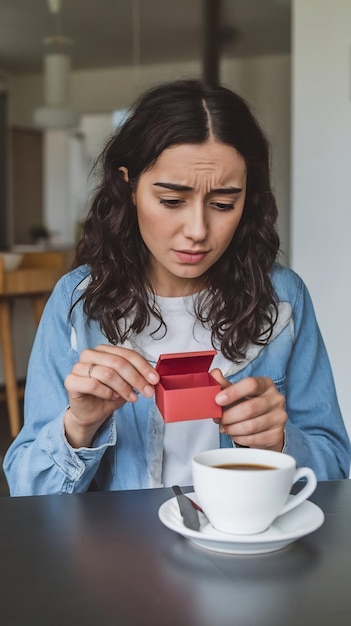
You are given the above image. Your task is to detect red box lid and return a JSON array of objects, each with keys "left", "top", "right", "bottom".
[{"left": 156, "top": 350, "right": 217, "bottom": 376}]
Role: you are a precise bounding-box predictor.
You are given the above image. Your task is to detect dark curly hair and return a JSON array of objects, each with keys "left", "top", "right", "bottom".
[{"left": 74, "top": 78, "right": 280, "bottom": 361}]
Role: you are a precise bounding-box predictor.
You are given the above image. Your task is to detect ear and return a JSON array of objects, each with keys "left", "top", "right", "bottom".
[
  {"left": 118, "top": 166, "right": 129, "bottom": 182},
  {"left": 119, "top": 166, "right": 136, "bottom": 204}
]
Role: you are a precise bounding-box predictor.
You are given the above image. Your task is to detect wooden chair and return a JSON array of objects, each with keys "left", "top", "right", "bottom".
[{"left": 0, "top": 250, "right": 74, "bottom": 437}]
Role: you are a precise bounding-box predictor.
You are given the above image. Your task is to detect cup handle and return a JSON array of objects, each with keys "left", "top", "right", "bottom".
[{"left": 280, "top": 467, "right": 317, "bottom": 516}]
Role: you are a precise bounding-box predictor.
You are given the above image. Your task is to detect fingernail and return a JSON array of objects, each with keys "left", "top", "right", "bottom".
[
  {"left": 143, "top": 384, "right": 155, "bottom": 397},
  {"left": 216, "top": 392, "right": 228, "bottom": 404},
  {"left": 147, "top": 372, "right": 159, "bottom": 384},
  {"left": 129, "top": 391, "right": 138, "bottom": 402}
]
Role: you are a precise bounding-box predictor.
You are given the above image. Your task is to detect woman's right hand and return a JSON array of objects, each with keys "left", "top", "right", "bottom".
[{"left": 64, "top": 345, "right": 159, "bottom": 448}]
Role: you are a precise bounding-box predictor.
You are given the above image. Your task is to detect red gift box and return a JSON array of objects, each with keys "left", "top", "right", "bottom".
[{"left": 155, "top": 350, "right": 223, "bottom": 422}]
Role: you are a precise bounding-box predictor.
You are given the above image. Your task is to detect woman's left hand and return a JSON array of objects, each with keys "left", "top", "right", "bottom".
[{"left": 211, "top": 369, "right": 287, "bottom": 452}]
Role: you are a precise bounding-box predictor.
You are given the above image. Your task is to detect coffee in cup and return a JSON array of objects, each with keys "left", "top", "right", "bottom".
[{"left": 192, "top": 448, "right": 317, "bottom": 535}]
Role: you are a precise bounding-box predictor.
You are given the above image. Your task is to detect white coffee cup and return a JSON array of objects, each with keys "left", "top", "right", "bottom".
[{"left": 192, "top": 448, "right": 317, "bottom": 535}]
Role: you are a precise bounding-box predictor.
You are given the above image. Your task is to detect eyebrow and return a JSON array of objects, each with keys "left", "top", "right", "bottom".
[{"left": 153, "top": 182, "right": 242, "bottom": 193}]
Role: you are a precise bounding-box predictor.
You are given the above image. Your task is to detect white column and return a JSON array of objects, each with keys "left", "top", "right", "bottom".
[
  {"left": 291, "top": 0, "right": 351, "bottom": 435},
  {"left": 43, "top": 129, "right": 74, "bottom": 244}
]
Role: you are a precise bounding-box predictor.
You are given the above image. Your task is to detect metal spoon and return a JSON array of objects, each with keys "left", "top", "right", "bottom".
[{"left": 172, "top": 485, "right": 201, "bottom": 531}]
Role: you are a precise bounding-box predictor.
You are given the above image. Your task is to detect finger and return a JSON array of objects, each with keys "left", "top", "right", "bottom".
[
  {"left": 78, "top": 346, "right": 159, "bottom": 381},
  {"left": 220, "top": 410, "right": 283, "bottom": 436},
  {"left": 215, "top": 376, "right": 274, "bottom": 407},
  {"left": 65, "top": 372, "right": 122, "bottom": 402},
  {"left": 229, "top": 426, "right": 285, "bottom": 450},
  {"left": 73, "top": 361, "right": 149, "bottom": 402},
  {"left": 220, "top": 394, "right": 271, "bottom": 425},
  {"left": 94, "top": 345, "right": 159, "bottom": 384},
  {"left": 210, "top": 368, "right": 230, "bottom": 389},
  {"left": 222, "top": 394, "right": 286, "bottom": 435},
  {"left": 75, "top": 351, "right": 157, "bottom": 401}
]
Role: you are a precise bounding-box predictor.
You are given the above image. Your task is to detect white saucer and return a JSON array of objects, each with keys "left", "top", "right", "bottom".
[{"left": 158, "top": 492, "right": 325, "bottom": 555}]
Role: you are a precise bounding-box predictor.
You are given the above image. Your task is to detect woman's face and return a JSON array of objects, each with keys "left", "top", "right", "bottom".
[{"left": 133, "top": 141, "right": 247, "bottom": 296}]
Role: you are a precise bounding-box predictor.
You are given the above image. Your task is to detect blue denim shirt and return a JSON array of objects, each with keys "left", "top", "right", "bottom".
[{"left": 3, "top": 263, "right": 350, "bottom": 495}]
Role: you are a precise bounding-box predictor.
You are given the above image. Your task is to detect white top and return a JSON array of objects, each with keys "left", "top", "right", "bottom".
[{"left": 132, "top": 293, "right": 232, "bottom": 487}]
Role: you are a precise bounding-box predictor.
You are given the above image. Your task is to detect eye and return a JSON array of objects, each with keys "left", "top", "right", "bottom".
[
  {"left": 159, "top": 199, "right": 184, "bottom": 208},
  {"left": 210, "top": 201, "right": 235, "bottom": 212}
]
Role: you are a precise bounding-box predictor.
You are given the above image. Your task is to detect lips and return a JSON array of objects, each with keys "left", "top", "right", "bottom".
[{"left": 174, "top": 250, "right": 209, "bottom": 264}]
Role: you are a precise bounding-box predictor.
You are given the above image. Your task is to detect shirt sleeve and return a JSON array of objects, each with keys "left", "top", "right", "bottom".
[
  {"left": 3, "top": 274, "right": 116, "bottom": 496},
  {"left": 283, "top": 276, "right": 350, "bottom": 479}
]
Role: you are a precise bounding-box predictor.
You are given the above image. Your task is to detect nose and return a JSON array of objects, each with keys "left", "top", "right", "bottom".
[{"left": 183, "top": 204, "right": 208, "bottom": 242}]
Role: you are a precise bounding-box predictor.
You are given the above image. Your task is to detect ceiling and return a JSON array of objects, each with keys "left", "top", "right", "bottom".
[{"left": 0, "top": 0, "right": 291, "bottom": 76}]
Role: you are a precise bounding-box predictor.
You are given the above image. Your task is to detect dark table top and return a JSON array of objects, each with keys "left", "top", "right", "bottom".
[{"left": 0, "top": 480, "right": 350, "bottom": 626}]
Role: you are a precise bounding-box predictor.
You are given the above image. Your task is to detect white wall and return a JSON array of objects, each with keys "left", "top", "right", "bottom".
[
  {"left": 291, "top": 0, "right": 351, "bottom": 436},
  {"left": 222, "top": 56, "right": 291, "bottom": 260},
  {"left": 44, "top": 131, "right": 74, "bottom": 243}
]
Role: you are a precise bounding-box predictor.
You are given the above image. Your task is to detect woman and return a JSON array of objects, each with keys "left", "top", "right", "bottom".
[{"left": 4, "top": 79, "right": 350, "bottom": 495}]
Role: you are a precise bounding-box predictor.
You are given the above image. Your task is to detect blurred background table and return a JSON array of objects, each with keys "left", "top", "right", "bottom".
[{"left": 0, "top": 250, "right": 74, "bottom": 437}]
